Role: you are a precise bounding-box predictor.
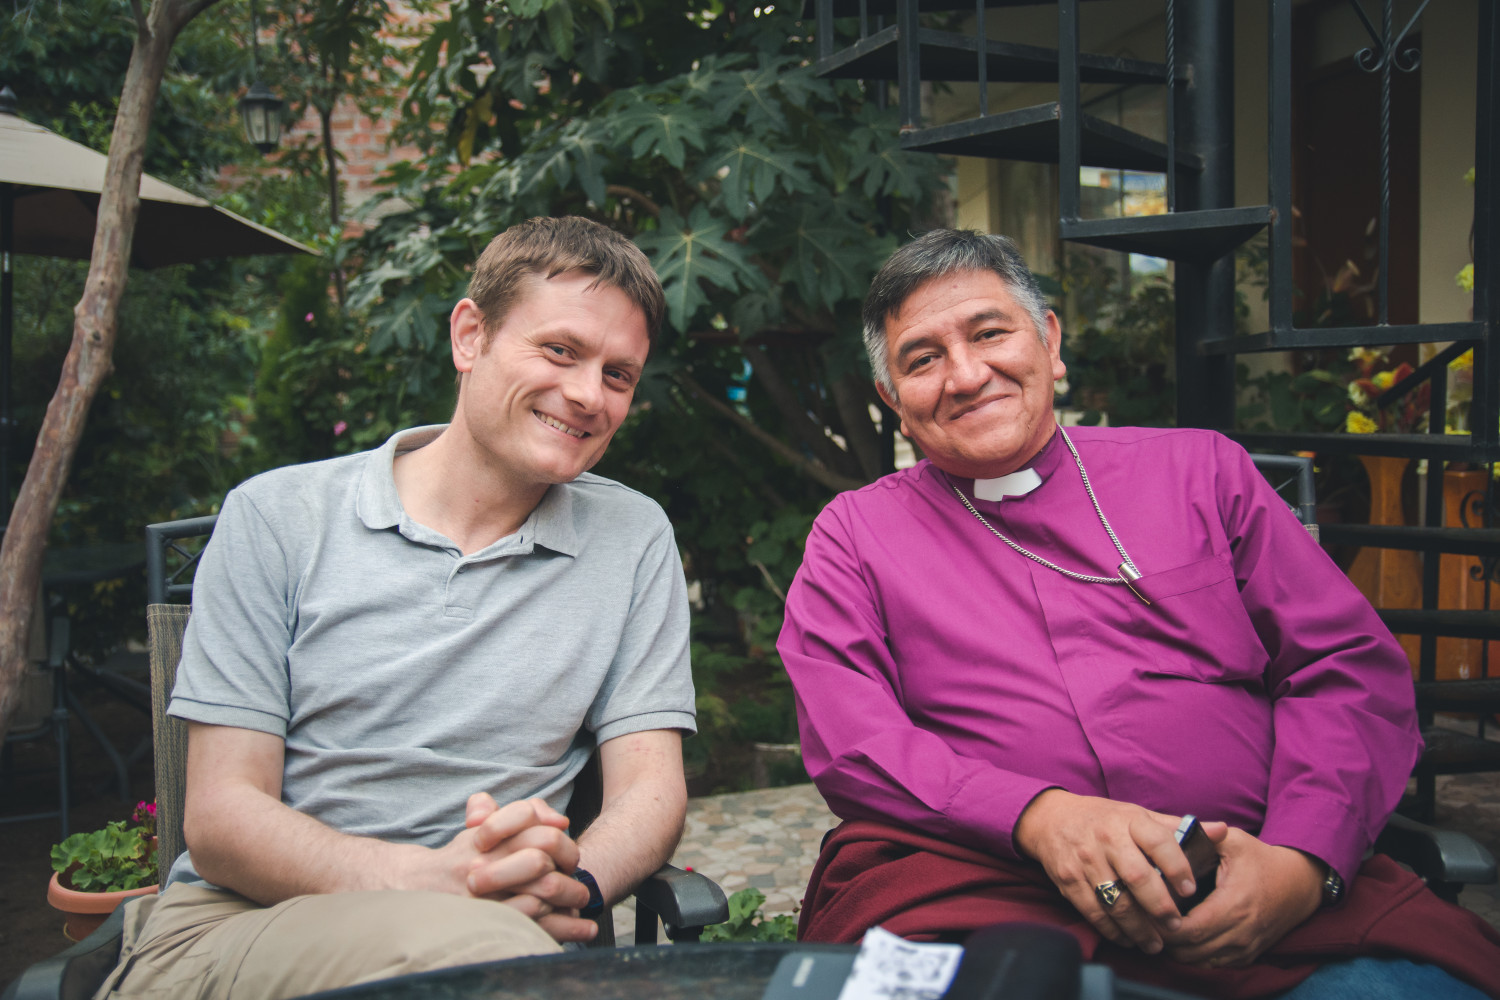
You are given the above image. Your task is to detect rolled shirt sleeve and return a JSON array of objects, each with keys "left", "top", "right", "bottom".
[
  {"left": 169, "top": 489, "right": 295, "bottom": 736},
  {"left": 589, "top": 522, "right": 696, "bottom": 743}
]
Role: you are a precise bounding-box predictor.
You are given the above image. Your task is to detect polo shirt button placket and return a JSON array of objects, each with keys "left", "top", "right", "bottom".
[{"left": 444, "top": 559, "right": 476, "bottom": 620}]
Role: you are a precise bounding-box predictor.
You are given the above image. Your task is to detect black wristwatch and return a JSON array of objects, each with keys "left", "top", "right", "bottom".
[
  {"left": 574, "top": 867, "right": 605, "bottom": 917},
  {"left": 1321, "top": 864, "right": 1346, "bottom": 907}
]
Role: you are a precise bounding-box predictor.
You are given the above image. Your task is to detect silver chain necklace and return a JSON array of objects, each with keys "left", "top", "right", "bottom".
[{"left": 950, "top": 427, "right": 1151, "bottom": 604}]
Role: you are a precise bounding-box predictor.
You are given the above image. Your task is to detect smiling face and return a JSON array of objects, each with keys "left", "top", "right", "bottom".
[
  {"left": 876, "top": 269, "right": 1066, "bottom": 480},
  {"left": 449, "top": 269, "right": 650, "bottom": 494}
]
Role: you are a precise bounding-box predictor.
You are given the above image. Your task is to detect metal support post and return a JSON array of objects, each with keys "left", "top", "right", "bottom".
[{"left": 1173, "top": 0, "right": 1236, "bottom": 429}]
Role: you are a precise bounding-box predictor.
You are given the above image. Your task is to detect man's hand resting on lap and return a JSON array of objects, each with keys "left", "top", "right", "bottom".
[
  {"left": 1162, "top": 827, "right": 1323, "bottom": 968},
  {"left": 428, "top": 794, "right": 596, "bottom": 943},
  {"left": 1014, "top": 789, "right": 1205, "bottom": 955}
]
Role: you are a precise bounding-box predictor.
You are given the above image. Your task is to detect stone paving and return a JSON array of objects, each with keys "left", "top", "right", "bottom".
[{"left": 613, "top": 773, "right": 1500, "bottom": 942}]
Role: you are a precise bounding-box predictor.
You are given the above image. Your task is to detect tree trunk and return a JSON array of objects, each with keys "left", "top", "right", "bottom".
[
  {"left": 829, "top": 371, "right": 883, "bottom": 483},
  {"left": 319, "top": 101, "right": 346, "bottom": 307},
  {"left": 741, "top": 342, "right": 862, "bottom": 481},
  {"left": 0, "top": 0, "right": 222, "bottom": 743},
  {"left": 674, "top": 372, "right": 866, "bottom": 495}
]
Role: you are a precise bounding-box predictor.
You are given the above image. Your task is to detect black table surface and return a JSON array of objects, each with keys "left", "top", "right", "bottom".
[{"left": 301, "top": 943, "right": 1202, "bottom": 1000}]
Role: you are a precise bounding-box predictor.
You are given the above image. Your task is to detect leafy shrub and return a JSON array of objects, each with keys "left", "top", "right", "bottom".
[
  {"left": 702, "top": 887, "right": 798, "bottom": 943},
  {"left": 50, "top": 803, "right": 158, "bottom": 893}
]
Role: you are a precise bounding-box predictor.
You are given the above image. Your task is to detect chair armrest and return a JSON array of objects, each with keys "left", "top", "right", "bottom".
[
  {"left": 631, "top": 864, "right": 729, "bottom": 944},
  {"left": 2, "top": 904, "right": 126, "bottom": 1000},
  {"left": 1376, "top": 813, "right": 1497, "bottom": 886}
]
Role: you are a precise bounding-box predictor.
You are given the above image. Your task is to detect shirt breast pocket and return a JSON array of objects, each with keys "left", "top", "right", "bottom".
[{"left": 1128, "top": 554, "right": 1269, "bottom": 685}]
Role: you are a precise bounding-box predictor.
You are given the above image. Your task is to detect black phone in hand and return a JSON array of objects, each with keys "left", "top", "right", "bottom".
[{"left": 1166, "top": 815, "right": 1219, "bottom": 914}]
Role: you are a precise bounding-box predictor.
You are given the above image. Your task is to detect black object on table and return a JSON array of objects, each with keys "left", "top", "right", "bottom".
[{"left": 300, "top": 942, "right": 1203, "bottom": 1000}]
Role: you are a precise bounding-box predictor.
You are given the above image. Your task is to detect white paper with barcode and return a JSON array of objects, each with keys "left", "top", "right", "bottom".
[{"left": 834, "top": 926, "right": 964, "bottom": 1000}]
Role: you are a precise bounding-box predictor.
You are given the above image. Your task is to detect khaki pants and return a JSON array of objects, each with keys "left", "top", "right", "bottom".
[{"left": 96, "top": 884, "right": 562, "bottom": 1000}]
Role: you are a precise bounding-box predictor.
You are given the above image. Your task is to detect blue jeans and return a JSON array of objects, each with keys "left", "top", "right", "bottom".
[{"left": 1277, "top": 957, "right": 1489, "bottom": 999}]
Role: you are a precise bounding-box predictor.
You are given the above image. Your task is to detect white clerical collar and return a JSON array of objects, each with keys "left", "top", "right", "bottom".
[{"left": 972, "top": 467, "right": 1043, "bottom": 502}]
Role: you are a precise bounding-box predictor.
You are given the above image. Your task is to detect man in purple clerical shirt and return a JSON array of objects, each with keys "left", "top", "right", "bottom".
[{"left": 780, "top": 229, "right": 1500, "bottom": 997}]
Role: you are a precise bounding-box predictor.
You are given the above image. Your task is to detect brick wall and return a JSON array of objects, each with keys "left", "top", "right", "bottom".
[{"left": 281, "top": 98, "right": 425, "bottom": 217}]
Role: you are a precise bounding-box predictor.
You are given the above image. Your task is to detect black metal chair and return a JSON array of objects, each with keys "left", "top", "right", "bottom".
[
  {"left": 3, "top": 515, "right": 727, "bottom": 1000},
  {"left": 1248, "top": 452, "right": 1318, "bottom": 538}
]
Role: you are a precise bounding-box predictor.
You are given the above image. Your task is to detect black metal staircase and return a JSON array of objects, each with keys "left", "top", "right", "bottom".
[{"left": 810, "top": 0, "right": 1500, "bottom": 817}]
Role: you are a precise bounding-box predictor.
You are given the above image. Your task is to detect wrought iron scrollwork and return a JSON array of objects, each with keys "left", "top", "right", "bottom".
[
  {"left": 1458, "top": 481, "right": 1500, "bottom": 584},
  {"left": 1348, "top": 0, "right": 1428, "bottom": 74}
]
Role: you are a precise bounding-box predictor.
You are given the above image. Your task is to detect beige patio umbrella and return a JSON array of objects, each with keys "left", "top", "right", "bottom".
[
  {"left": 0, "top": 103, "right": 313, "bottom": 265},
  {"left": 0, "top": 94, "right": 315, "bottom": 506}
]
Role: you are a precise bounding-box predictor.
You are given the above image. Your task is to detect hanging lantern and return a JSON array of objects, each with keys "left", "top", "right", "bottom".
[{"left": 238, "top": 81, "right": 283, "bottom": 154}]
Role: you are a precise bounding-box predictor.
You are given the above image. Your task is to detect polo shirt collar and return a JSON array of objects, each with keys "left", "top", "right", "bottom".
[
  {"left": 355, "top": 425, "right": 580, "bottom": 557},
  {"left": 356, "top": 425, "right": 443, "bottom": 530},
  {"left": 522, "top": 484, "right": 580, "bottom": 557}
]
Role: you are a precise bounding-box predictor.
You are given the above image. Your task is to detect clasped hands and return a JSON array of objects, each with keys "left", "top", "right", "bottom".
[
  {"left": 432, "top": 792, "right": 598, "bottom": 943},
  {"left": 1014, "top": 789, "right": 1324, "bottom": 969}
]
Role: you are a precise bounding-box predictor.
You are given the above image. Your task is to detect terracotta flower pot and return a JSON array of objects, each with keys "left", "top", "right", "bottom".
[
  {"left": 47, "top": 842, "right": 160, "bottom": 945},
  {"left": 47, "top": 871, "right": 158, "bottom": 942}
]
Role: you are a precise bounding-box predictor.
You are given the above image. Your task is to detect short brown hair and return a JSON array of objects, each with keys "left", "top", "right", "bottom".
[{"left": 467, "top": 216, "right": 665, "bottom": 347}]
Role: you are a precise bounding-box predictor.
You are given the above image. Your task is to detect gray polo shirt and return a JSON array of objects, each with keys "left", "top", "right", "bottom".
[{"left": 167, "top": 426, "right": 695, "bottom": 888}]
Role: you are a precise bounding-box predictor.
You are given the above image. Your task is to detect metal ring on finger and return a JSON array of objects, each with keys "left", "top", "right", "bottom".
[{"left": 1094, "top": 880, "right": 1123, "bottom": 908}]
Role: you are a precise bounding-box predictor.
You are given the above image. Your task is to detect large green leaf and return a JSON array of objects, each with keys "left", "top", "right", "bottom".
[
  {"left": 511, "top": 118, "right": 611, "bottom": 206},
  {"left": 610, "top": 93, "right": 709, "bottom": 169},
  {"left": 847, "top": 108, "right": 942, "bottom": 199},
  {"left": 773, "top": 204, "right": 891, "bottom": 311},
  {"left": 368, "top": 292, "right": 453, "bottom": 354},
  {"left": 709, "top": 58, "right": 823, "bottom": 132},
  {"left": 635, "top": 206, "right": 765, "bottom": 333},
  {"left": 699, "top": 133, "right": 819, "bottom": 220},
  {"left": 542, "top": 0, "right": 576, "bottom": 60}
]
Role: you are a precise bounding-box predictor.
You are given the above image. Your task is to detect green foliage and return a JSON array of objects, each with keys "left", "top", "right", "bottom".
[
  {"left": 1237, "top": 363, "right": 1349, "bottom": 434},
  {"left": 702, "top": 888, "right": 798, "bottom": 943},
  {"left": 5, "top": 0, "right": 256, "bottom": 190},
  {"left": 2, "top": 5, "right": 333, "bottom": 659},
  {"left": 1045, "top": 252, "right": 1175, "bottom": 427},
  {"left": 51, "top": 819, "right": 157, "bottom": 893},
  {"left": 254, "top": 258, "right": 350, "bottom": 465},
  {"left": 9, "top": 255, "right": 266, "bottom": 657}
]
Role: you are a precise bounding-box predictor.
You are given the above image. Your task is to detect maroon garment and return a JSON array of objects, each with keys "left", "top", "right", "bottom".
[{"left": 800, "top": 820, "right": 1500, "bottom": 999}]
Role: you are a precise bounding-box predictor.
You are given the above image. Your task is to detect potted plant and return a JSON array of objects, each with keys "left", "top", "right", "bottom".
[{"left": 47, "top": 801, "right": 159, "bottom": 941}]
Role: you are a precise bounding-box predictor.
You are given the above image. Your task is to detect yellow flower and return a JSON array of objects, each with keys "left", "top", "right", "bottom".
[
  {"left": 1346, "top": 411, "right": 1379, "bottom": 434},
  {"left": 1452, "top": 349, "right": 1474, "bottom": 371},
  {"left": 1458, "top": 263, "right": 1474, "bottom": 292},
  {"left": 1372, "top": 371, "right": 1396, "bottom": 390},
  {"left": 1348, "top": 347, "right": 1387, "bottom": 366},
  {"left": 1465, "top": 167, "right": 1476, "bottom": 185}
]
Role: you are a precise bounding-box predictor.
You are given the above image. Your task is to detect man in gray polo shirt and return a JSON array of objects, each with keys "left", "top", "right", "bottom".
[{"left": 99, "top": 217, "right": 696, "bottom": 1000}]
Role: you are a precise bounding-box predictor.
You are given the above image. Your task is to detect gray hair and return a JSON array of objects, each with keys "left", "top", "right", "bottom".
[{"left": 862, "top": 229, "right": 1051, "bottom": 398}]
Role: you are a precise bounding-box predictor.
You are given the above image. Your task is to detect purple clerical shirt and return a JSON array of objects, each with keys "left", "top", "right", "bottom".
[{"left": 779, "top": 426, "right": 1421, "bottom": 883}]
